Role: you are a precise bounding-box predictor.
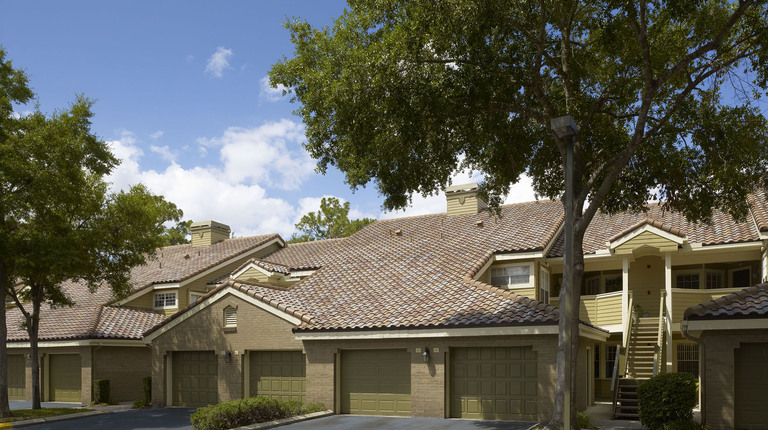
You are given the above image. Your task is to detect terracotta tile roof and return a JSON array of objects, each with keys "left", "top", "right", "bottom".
[
  {"left": 549, "top": 203, "right": 760, "bottom": 256},
  {"left": 263, "top": 238, "right": 347, "bottom": 270},
  {"left": 265, "top": 201, "right": 565, "bottom": 331},
  {"left": 684, "top": 283, "right": 768, "bottom": 321},
  {"left": 126, "top": 234, "right": 281, "bottom": 292},
  {"left": 6, "top": 234, "right": 279, "bottom": 343},
  {"left": 748, "top": 190, "right": 768, "bottom": 233},
  {"left": 608, "top": 217, "right": 686, "bottom": 243},
  {"left": 232, "top": 258, "right": 291, "bottom": 276},
  {"left": 93, "top": 306, "right": 167, "bottom": 339}
]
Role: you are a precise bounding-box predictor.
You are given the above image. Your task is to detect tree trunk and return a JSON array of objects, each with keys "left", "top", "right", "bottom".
[
  {"left": 26, "top": 287, "right": 42, "bottom": 410},
  {"left": 0, "top": 261, "right": 12, "bottom": 417}
]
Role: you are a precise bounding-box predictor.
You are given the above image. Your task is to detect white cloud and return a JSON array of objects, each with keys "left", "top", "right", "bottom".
[
  {"left": 149, "top": 145, "right": 176, "bottom": 163},
  {"left": 105, "top": 121, "right": 320, "bottom": 238},
  {"left": 260, "top": 75, "right": 288, "bottom": 102},
  {"left": 150, "top": 130, "right": 164, "bottom": 140},
  {"left": 201, "top": 119, "right": 316, "bottom": 190},
  {"left": 205, "top": 47, "right": 233, "bottom": 78}
]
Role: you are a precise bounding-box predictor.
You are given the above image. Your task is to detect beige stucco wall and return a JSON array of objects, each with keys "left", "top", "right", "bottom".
[
  {"left": 699, "top": 329, "right": 768, "bottom": 430},
  {"left": 149, "top": 293, "right": 302, "bottom": 407}
]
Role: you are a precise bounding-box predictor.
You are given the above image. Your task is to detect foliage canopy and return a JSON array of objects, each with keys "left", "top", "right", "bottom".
[{"left": 289, "top": 197, "right": 374, "bottom": 243}]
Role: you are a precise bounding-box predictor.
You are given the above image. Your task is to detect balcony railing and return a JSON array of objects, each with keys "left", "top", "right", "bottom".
[
  {"left": 668, "top": 287, "right": 744, "bottom": 323},
  {"left": 551, "top": 290, "right": 623, "bottom": 327}
]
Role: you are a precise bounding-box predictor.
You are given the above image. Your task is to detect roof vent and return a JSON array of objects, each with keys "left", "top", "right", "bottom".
[
  {"left": 394, "top": 229, "right": 403, "bottom": 236},
  {"left": 190, "top": 221, "right": 231, "bottom": 247},
  {"left": 445, "top": 183, "right": 487, "bottom": 216},
  {"left": 475, "top": 220, "right": 484, "bottom": 227}
]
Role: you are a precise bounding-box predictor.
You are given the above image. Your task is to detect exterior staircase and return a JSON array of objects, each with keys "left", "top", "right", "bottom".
[{"left": 613, "top": 315, "right": 663, "bottom": 419}]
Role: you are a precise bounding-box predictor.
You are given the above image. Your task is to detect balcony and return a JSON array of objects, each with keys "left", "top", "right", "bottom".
[
  {"left": 550, "top": 290, "right": 623, "bottom": 328},
  {"left": 668, "top": 287, "right": 744, "bottom": 323}
]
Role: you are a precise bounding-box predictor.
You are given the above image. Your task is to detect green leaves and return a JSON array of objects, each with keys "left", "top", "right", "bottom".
[
  {"left": 288, "top": 197, "right": 374, "bottom": 243},
  {"left": 270, "top": 0, "right": 768, "bottom": 225}
]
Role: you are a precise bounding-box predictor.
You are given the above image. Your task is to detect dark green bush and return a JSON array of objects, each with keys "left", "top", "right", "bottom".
[
  {"left": 93, "top": 379, "right": 110, "bottom": 404},
  {"left": 142, "top": 376, "right": 152, "bottom": 403},
  {"left": 190, "top": 396, "right": 325, "bottom": 430},
  {"left": 637, "top": 372, "right": 698, "bottom": 430}
]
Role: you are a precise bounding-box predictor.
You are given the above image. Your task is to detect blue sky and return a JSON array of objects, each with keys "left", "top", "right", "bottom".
[{"left": 1, "top": 1, "right": 536, "bottom": 238}]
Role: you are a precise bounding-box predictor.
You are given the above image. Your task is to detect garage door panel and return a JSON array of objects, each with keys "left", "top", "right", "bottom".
[
  {"left": 341, "top": 349, "right": 411, "bottom": 416},
  {"left": 451, "top": 346, "right": 538, "bottom": 421},
  {"left": 249, "top": 351, "right": 306, "bottom": 403},
  {"left": 735, "top": 343, "right": 768, "bottom": 430},
  {"left": 8, "top": 355, "right": 25, "bottom": 400},
  {"left": 49, "top": 354, "right": 81, "bottom": 403},
  {"left": 172, "top": 351, "right": 217, "bottom": 407}
]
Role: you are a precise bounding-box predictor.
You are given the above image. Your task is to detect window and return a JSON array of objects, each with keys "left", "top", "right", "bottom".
[
  {"left": 594, "top": 344, "right": 601, "bottom": 379},
  {"left": 153, "top": 292, "right": 177, "bottom": 308},
  {"left": 190, "top": 292, "right": 205, "bottom": 304},
  {"left": 223, "top": 306, "right": 237, "bottom": 327},
  {"left": 705, "top": 271, "right": 724, "bottom": 289},
  {"left": 604, "top": 275, "right": 622, "bottom": 293},
  {"left": 490, "top": 264, "right": 532, "bottom": 287},
  {"left": 584, "top": 277, "right": 600, "bottom": 295},
  {"left": 676, "top": 273, "right": 699, "bottom": 289},
  {"left": 677, "top": 343, "right": 699, "bottom": 377},
  {"left": 606, "top": 345, "right": 618, "bottom": 379},
  {"left": 539, "top": 267, "right": 550, "bottom": 304},
  {"left": 730, "top": 268, "right": 750, "bottom": 288}
]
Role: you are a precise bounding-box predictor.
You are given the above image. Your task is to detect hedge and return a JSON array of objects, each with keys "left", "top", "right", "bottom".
[
  {"left": 190, "top": 396, "right": 325, "bottom": 430},
  {"left": 93, "top": 379, "right": 110, "bottom": 404},
  {"left": 637, "top": 372, "right": 698, "bottom": 430}
]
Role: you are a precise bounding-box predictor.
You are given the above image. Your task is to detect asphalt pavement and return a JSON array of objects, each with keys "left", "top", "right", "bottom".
[
  {"left": 270, "top": 415, "right": 538, "bottom": 430},
  {"left": 10, "top": 407, "right": 195, "bottom": 430}
]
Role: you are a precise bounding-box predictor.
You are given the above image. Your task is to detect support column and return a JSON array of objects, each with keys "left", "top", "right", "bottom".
[
  {"left": 621, "top": 257, "right": 629, "bottom": 345},
  {"left": 761, "top": 244, "right": 767, "bottom": 283},
  {"left": 665, "top": 253, "right": 674, "bottom": 372}
]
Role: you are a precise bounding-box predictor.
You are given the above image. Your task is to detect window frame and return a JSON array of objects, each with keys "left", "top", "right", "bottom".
[
  {"left": 489, "top": 262, "right": 535, "bottom": 289},
  {"left": 539, "top": 266, "right": 550, "bottom": 304},
  {"left": 674, "top": 271, "right": 701, "bottom": 289},
  {"left": 153, "top": 291, "right": 178, "bottom": 309},
  {"left": 729, "top": 267, "right": 751, "bottom": 288},
  {"left": 189, "top": 291, "right": 205, "bottom": 304}
]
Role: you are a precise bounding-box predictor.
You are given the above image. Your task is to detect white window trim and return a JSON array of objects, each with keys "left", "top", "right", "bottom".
[
  {"left": 490, "top": 262, "right": 535, "bottom": 289},
  {"left": 189, "top": 291, "right": 205, "bottom": 304},
  {"left": 539, "top": 266, "right": 550, "bottom": 304},
  {"left": 673, "top": 270, "right": 702, "bottom": 290},
  {"left": 153, "top": 291, "right": 178, "bottom": 309}
]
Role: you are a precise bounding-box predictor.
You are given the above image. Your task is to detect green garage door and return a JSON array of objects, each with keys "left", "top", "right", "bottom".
[
  {"left": 172, "top": 351, "right": 218, "bottom": 407},
  {"left": 735, "top": 343, "right": 768, "bottom": 430},
  {"left": 249, "top": 351, "right": 306, "bottom": 402},
  {"left": 49, "top": 354, "right": 81, "bottom": 402},
  {"left": 451, "top": 346, "right": 538, "bottom": 421},
  {"left": 340, "top": 349, "right": 411, "bottom": 416},
  {"left": 8, "top": 354, "right": 25, "bottom": 400}
]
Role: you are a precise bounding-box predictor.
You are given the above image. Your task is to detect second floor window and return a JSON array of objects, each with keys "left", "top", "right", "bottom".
[
  {"left": 676, "top": 273, "right": 699, "bottom": 289},
  {"left": 154, "top": 292, "right": 177, "bottom": 308},
  {"left": 491, "top": 264, "right": 531, "bottom": 287}
]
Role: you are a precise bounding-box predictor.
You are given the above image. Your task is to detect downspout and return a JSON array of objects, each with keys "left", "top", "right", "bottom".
[{"left": 680, "top": 319, "right": 704, "bottom": 425}]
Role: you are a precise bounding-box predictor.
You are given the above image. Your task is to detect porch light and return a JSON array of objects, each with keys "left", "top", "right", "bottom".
[{"left": 422, "top": 347, "right": 430, "bottom": 363}]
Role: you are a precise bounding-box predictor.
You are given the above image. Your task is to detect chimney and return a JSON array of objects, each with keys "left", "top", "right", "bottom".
[
  {"left": 445, "top": 183, "right": 487, "bottom": 216},
  {"left": 190, "top": 221, "right": 231, "bottom": 246}
]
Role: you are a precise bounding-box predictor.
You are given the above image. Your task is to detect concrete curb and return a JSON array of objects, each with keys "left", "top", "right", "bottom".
[
  {"left": 231, "top": 410, "right": 335, "bottom": 430},
  {"left": 1, "top": 406, "right": 132, "bottom": 428}
]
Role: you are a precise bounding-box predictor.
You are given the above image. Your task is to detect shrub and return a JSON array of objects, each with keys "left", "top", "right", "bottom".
[
  {"left": 637, "top": 372, "right": 697, "bottom": 430},
  {"left": 93, "top": 379, "right": 110, "bottom": 404},
  {"left": 577, "top": 410, "right": 594, "bottom": 429},
  {"left": 142, "top": 376, "right": 152, "bottom": 404},
  {"left": 132, "top": 398, "right": 150, "bottom": 409},
  {"left": 190, "top": 396, "right": 325, "bottom": 430}
]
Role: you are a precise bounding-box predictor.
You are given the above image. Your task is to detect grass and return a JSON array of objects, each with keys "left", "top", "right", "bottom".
[{"left": 0, "top": 407, "right": 95, "bottom": 423}]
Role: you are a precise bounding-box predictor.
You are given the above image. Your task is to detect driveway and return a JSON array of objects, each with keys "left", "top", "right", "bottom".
[
  {"left": 17, "top": 407, "right": 195, "bottom": 430},
  {"left": 277, "top": 415, "right": 538, "bottom": 430}
]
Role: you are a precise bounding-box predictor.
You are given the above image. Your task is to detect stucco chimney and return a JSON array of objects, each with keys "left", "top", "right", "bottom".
[
  {"left": 190, "top": 221, "right": 231, "bottom": 246},
  {"left": 445, "top": 183, "right": 487, "bottom": 216}
]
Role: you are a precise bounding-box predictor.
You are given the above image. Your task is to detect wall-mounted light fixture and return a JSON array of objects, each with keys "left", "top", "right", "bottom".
[
  {"left": 222, "top": 350, "right": 232, "bottom": 363},
  {"left": 422, "top": 347, "right": 430, "bottom": 363}
]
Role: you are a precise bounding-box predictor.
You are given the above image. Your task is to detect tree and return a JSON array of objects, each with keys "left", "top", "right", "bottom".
[
  {"left": 270, "top": 1, "right": 768, "bottom": 428},
  {"left": 288, "top": 197, "right": 375, "bottom": 243},
  {"left": 0, "top": 54, "right": 182, "bottom": 409},
  {"left": 0, "top": 48, "right": 34, "bottom": 418},
  {"left": 161, "top": 219, "right": 193, "bottom": 246}
]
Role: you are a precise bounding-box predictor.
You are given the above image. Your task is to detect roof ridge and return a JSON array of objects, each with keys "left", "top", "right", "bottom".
[
  {"left": 608, "top": 217, "right": 686, "bottom": 243},
  {"left": 377, "top": 199, "right": 559, "bottom": 224}
]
